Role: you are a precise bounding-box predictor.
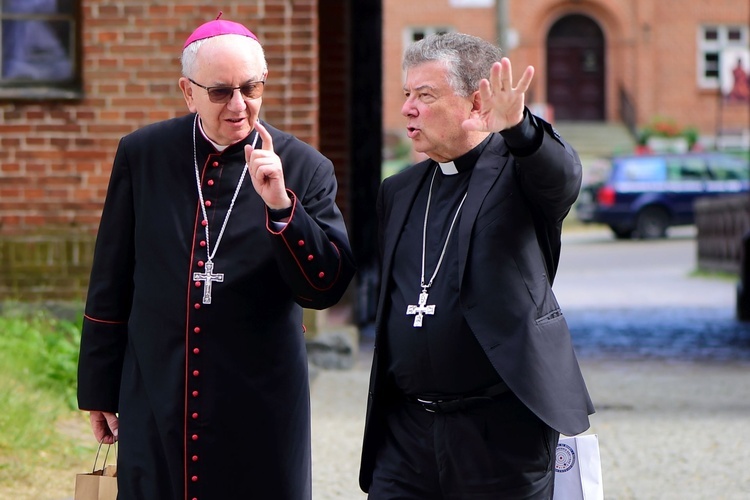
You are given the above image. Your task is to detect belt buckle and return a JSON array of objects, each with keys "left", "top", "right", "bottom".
[{"left": 416, "top": 398, "right": 441, "bottom": 413}]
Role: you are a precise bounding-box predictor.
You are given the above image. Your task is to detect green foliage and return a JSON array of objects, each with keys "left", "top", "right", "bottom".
[
  {"left": 0, "top": 312, "right": 82, "bottom": 410},
  {"left": 0, "top": 310, "right": 86, "bottom": 483},
  {"left": 0, "top": 312, "right": 82, "bottom": 437}
]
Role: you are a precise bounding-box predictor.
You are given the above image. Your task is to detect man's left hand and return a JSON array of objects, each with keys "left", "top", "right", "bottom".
[
  {"left": 245, "top": 121, "right": 292, "bottom": 210},
  {"left": 463, "top": 57, "right": 534, "bottom": 133}
]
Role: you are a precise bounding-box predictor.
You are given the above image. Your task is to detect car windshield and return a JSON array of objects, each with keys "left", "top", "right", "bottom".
[{"left": 612, "top": 157, "right": 667, "bottom": 182}]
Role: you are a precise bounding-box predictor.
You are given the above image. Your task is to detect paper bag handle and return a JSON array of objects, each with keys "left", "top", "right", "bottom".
[{"left": 92, "top": 439, "right": 118, "bottom": 473}]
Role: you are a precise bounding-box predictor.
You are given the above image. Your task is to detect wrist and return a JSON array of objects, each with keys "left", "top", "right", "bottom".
[{"left": 268, "top": 203, "right": 293, "bottom": 222}]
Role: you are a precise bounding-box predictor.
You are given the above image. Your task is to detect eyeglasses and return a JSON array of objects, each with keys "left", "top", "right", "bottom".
[{"left": 188, "top": 78, "right": 266, "bottom": 103}]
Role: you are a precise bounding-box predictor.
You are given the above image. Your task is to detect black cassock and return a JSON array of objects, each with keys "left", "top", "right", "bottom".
[{"left": 77, "top": 114, "right": 356, "bottom": 500}]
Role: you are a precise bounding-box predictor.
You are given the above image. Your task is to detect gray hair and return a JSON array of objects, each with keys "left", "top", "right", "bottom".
[
  {"left": 402, "top": 32, "right": 503, "bottom": 97},
  {"left": 181, "top": 34, "right": 267, "bottom": 79}
]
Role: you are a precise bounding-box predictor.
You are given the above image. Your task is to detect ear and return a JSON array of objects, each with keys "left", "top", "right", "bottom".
[
  {"left": 178, "top": 77, "right": 197, "bottom": 113},
  {"left": 468, "top": 90, "right": 482, "bottom": 117}
]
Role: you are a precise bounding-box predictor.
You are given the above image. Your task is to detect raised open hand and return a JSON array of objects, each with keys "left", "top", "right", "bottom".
[{"left": 462, "top": 57, "right": 534, "bottom": 133}]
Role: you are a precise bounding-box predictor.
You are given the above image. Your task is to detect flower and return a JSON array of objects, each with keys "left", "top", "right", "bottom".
[{"left": 637, "top": 116, "right": 699, "bottom": 149}]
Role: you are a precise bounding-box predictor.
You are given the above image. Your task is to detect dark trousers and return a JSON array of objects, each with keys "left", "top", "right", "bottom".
[{"left": 368, "top": 392, "right": 559, "bottom": 500}]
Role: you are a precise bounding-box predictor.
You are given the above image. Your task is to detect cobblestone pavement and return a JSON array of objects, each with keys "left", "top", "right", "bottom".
[{"left": 310, "top": 227, "right": 750, "bottom": 500}]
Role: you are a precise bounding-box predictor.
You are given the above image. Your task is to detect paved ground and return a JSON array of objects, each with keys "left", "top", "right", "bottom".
[
  {"left": 21, "top": 226, "right": 748, "bottom": 499},
  {"left": 309, "top": 227, "right": 750, "bottom": 500}
]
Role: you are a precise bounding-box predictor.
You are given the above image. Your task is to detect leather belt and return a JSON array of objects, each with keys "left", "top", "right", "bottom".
[{"left": 405, "top": 380, "right": 510, "bottom": 414}]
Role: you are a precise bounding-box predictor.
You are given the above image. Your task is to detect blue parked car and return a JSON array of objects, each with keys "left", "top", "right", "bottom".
[{"left": 575, "top": 152, "right": 750, "bottom": 239}]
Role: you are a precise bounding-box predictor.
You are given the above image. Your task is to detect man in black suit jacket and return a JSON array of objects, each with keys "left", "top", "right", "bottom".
[{"left": 359, "top": 32, "right": 594, "bottom": 499}]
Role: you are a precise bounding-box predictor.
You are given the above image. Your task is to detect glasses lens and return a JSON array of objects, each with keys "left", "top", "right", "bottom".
[
  {"left": 207, "top": 87, "right": 234, "bottom": 103},
  {"left": 240, "top": 82, "right": 264, "bottom": 99}
]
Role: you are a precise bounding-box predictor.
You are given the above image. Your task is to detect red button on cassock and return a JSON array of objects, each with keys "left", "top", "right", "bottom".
[
  {"left": 192, "top": 434, "right": 198, "bottom": 441},
  {"left": 318, "top": 272, "right": 325, "bottom": 279},
  {"left": 212, "top": 161, "right": 219, "bottom": 167},
  {"left": 205, "top": 200, "right": 212, "bottom": 207},
  {"left": 192, "top": 412, "right": 199, "bottom": 419},
  {"left": 192, "top": 475, "right": 198, "bottom": 482},
  {"left": 194, "top": 303, "right": 201, "bottom": 310},
  {"left": 208, "top": 179, "right": 214, "bottom": 186},
  {"left": 200, "top": 240, "right": 207, "bottom": 247},
  {"left": 193, "top": 370, "right": 200, "bottom": 377},
  {"left": 194, "top": 327, "right": 201, "bottom": 334},
  {"left": 194, "top": 281, "right": 201, "bottom": 287},
  {"left": 307, "top": 254, "right": 314, "bottom": 261},
  {"left": 198, "top": 261, "right": 204, "bottom": 267},
  {"left": 298, "top": 240, "right": 305, "bottom": 246},
  {"left": 192, "top": 391, "right": 199, "bottom": 397},
  {"left": 192, "top": 455, "right": 199, "bottom": 462},
  {"left": 201, "top": 219, "right": 208, "bottom": 227},
  {"left": 193, "top": 348, "right": 200, "bottom": 354}
]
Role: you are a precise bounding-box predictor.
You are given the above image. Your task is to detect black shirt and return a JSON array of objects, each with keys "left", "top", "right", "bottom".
[
  {"left": 384, "top": 112, "right": 542, "bottom": 397},
  {"left": 385, "top": 136, "right": 502, "bottom": 396}
]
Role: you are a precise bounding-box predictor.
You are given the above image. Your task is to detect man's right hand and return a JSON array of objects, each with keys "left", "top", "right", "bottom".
[{"left": 90, "top": 410, "right": 119, "bottom": 444}]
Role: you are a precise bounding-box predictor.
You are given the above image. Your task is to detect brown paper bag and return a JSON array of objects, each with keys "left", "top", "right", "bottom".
[{"left": 74, "top": 443, "right": 118, "bottom": 500}]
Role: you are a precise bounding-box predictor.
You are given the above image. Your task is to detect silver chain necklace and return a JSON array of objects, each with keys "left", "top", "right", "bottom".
[
  {"left": 406, "top": 166, "right": 468, "bottom": 327},
  {"left": 191, "top": 114, "right": 258, "bottom": 304}
]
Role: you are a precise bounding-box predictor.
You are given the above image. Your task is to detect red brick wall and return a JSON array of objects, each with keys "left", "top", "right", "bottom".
[
  {"left": 0, "top": 0, "right": 322, "bottom": 237},
  {"left": 382, "top": 0, "right": 496, "bottom": 136},
  {"left": 383, "top": 0, "right": 749, "bottom": 143}
]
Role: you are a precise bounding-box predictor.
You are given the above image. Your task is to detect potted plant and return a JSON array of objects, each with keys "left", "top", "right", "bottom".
[{"left": 637, "top": 116, "right": 699, "bottom": 153}]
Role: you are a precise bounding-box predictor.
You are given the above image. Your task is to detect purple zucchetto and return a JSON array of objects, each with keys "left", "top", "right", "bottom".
[{"left": 183, "top": 11, "right": 258, "bottom": 49}]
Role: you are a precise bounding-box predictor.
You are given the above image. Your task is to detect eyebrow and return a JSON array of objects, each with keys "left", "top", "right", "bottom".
[{"left": 403, "top": 84, "right": 438, "bottom": 93}]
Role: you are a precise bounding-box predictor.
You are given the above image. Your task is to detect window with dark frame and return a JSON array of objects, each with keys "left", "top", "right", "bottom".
[{"left": 0, "top": 0, "right": 80, "bottom": 99}]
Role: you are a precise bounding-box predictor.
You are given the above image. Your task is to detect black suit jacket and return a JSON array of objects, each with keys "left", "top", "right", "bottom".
[{"left": 359, "top": 117, "right": 594, "bottom": 492}]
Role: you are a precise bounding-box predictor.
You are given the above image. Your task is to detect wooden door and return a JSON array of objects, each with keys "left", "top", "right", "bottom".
[{"left": 546, "top": 14, "right": 605, "bottom": 121}]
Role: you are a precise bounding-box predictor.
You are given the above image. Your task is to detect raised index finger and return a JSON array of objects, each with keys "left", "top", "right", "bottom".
[{"left": 253, "top": 120, "right": 274, "bottom": 151}]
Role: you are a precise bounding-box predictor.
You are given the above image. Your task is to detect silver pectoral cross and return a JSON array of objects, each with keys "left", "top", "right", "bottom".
[
  {"left": 406, "top": 289, "right": 435, "bottom": 328},
  {"left": 193, "top": 260, "right": 224, "bottom": 304}
]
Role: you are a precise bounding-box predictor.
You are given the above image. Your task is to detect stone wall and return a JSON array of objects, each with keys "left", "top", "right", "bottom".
[{"left": 0, "top": 233, "right": 95, "bottom": 301}]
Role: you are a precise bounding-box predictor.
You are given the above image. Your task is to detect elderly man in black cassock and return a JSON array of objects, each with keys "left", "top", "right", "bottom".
[{"left": 77, "top": 14, "right": 355, "bottom": 500}]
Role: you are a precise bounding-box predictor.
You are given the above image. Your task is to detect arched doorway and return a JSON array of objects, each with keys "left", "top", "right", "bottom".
[{"left": 546, "top": 14, "right": 605, "bottom": 121}]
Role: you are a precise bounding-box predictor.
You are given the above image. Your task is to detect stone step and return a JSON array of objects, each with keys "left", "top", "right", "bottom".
[{"left": 553, "top": 121, "right": 637, "bottom": 157}]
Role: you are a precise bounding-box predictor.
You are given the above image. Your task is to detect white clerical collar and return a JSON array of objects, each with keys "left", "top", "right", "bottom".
[
  {"left": 438, "top": 161, "right": 459, "bottom": 175},
  {"left": 197, "top": 118, "right": 229, "bottom": 151}
]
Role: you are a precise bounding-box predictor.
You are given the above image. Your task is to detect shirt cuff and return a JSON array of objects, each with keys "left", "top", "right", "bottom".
[{"left": 268, "top": 205, "right": 293, "bottom": 221}]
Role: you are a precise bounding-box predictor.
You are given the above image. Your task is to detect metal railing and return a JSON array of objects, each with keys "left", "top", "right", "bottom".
[{"left": 618, "top": 84, "right": 638, "bottom": 140}]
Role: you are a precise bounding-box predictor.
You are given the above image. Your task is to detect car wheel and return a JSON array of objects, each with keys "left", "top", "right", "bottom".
[
  {"left": 635, "top": 206, "right": 669, "bottom": 239},
  {"left": 609, "top": 225, "right": 634, "bottom": 239}
]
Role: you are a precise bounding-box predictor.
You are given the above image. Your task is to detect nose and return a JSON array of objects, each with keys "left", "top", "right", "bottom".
[
  {"left": 226, "top": 88, "right": 247, "bottom": 111},
  {"left": 401, "top": 97, "right": 417, "bottom": 118}
]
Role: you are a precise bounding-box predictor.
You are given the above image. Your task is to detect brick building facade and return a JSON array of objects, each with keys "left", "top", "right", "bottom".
[
  {"left": 383, "top": 0, "right": 749, "bottom": 151},
  {"left": 1, "top": 2, "right": 326, "bottom": 232},
  {"left": 2, "top": 0, "right": 748, "bottom": 304},
  {"left": 0, "top": 1, "right": 383, "bottom": 304}
]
